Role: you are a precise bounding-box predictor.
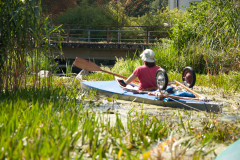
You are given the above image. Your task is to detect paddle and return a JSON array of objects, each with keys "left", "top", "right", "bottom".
[
  {"left": 173, "top": 80, "right": 203, "bottom": 98},
  {"left": 121, "top": 88, "right": 205, "bottom": 101},
  {"left": 117, "top": 79, "right": 206, "bottom": 101},
  {"left": 73, "top": 57, "right": 140, "bottom": 83},
  {"left": 156, "top": 94, "right": 205, "bottom": 101}
]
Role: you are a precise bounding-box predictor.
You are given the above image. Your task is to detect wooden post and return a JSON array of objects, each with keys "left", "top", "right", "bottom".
[
  {"left": 67, "top": 25, "right": 70, "bottom": 42},
  {"left": 146, "top": 27, "right": 149, "bottom": 44},
  {"left": 148, "top": 31, "right": 151, "bottom": 43},
  {"left": 107, "top": 26, "right": 110, "bottom": 43},
  {"left": 118, "top": 29, "right": 120, "bottom": 42},
  {"left": 88, "top": 30, "right": 90, "bottom": 42}
]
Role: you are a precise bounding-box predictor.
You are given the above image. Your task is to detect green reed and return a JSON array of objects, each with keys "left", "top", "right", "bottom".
[
  {"left": 0, "top": 0, "right": 61, "bottom": 91},
  {"left": 83, "top": 53, "right": 239, "bottom": 92},
  {"left": 171, "top": 0, "right": 240, "bottom": 74},
  {"left": 1, "top": 76, "right": 240, "bottom": 159},
  {"left": 196, "top": 71, "right": 240, "bottom": 92}
]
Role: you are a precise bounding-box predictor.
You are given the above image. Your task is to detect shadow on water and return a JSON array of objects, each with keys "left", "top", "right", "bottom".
[{"left": 55, "top": 58, "right": 116, "bottom": 75}]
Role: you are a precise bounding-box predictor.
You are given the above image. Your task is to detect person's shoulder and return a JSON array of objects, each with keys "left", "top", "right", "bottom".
[
  {"left": 149, "top": 65, "right": 161, "bottom": 71},
  {"left": 136, "top": 65, "right": 146, "bottom": 69}
]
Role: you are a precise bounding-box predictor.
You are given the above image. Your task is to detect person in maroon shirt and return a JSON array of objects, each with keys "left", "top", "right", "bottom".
[{"left": 120, "top": 49, "right": 161, "bottom": 90}]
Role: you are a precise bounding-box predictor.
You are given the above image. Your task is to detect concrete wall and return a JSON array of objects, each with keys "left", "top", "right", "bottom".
[
  {"left": 61, "top": 48, "right": 136, "bottom": 60},
  {"left": 168, "top": 0, "right": 202, "bottom": 10},
  {"left": 57, "top": 42, "right": 151, "bottom": 60}
]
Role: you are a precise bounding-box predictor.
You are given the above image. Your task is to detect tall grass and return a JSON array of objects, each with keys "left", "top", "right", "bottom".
[
  {"left": 1, "top": 76, "right": 240, "bottom": 159},
  {"left": 112, "top": 53, "right": 143, "bottom": 76},
  {"left": 196, "top": 71, "right": 240, "bottom": 92},
  {"left": 0, "top": 0, "right": 61, "bottom": 91},
  {"left": 81, "top": 44, "right": 239, "bottom": 92},
  {"left": 171, "top": 0, "right": 240, "bottom": 74}
]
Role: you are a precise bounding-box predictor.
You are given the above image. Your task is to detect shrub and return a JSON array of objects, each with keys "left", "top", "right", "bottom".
[
  {"left": 170, "top": 0, "right": 240, "bottom": 73},
  {"left": 54, "top": 4, "right": 116, "bottom": 26}
]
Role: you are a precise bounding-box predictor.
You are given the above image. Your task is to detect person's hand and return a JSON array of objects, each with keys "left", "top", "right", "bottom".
[{"left": 118, "top": 79, "right": 127, "bottom": 87}]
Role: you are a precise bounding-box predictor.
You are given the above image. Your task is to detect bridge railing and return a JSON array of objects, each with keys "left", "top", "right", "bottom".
[{"left": 52, "top": 24, "right": 170, "bottom": 44}]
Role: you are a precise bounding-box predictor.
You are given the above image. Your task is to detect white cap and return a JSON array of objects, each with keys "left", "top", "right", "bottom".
[{"left": 140, "top": 49, "right": 155, "bottom": 62}]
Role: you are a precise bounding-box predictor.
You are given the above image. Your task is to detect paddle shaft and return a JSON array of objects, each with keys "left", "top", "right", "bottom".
[
  {"left": 161, "top": 95, "right": 203, "bottom": 101},
  {"left": 101, "top": 70, "right": 140, "bottom": 83},
  {"left": 148, "top": 92, "right": 204, "bottom": 101},
  {"left": 101, "top": 70, "right": 130, "bottom": 80},
  {"left": 73, "top": 57, "right": 140, "bottom": 83},
  {"left": 173, "top": 80, "right": 202, "bottom": 98}
]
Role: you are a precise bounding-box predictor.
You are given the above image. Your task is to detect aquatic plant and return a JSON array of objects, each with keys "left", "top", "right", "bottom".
[
  {"left": 1, "top": 75, "right": 240, "bottom": 159},
  {"left": 0, "top": 0, "right": 61, "bottom": 91}
]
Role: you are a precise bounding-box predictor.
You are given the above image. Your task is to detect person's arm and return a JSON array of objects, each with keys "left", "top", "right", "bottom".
[{"left": 125, "top": 73, "right": 137, "bottom": 85}]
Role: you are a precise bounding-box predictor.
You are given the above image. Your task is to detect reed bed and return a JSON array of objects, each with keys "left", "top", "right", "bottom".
[
  {"left": 85, "top": 52, "right": 239, "bottom": 92},
  {"left": 1, "top": 76, "right": 240, "bottom": 159},
  {"left": 0, "top": 0, "right": 62, "bottom": 92}
]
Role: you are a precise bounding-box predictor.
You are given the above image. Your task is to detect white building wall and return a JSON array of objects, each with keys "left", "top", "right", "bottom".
[{"left": 168, "top": 0, "right": 202, "bottom": 11}]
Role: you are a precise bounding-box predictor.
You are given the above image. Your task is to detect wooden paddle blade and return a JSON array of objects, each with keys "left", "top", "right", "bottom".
[
  {"left": 73, "top": 57, "right": 140, "bottom": 83},
  {"left": 73, "top": 57, "right": 101, "bottom": 71}
]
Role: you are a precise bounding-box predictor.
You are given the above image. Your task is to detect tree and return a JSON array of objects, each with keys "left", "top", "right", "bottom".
[
  {"left": 149, "top": 0, "right": 168, "bottom": 12},
  {"left": 41, "top": 0, "right": 77, "bottom": 17},
  {"left": 125, "top": 0, "right": 152, "bottom": 17}
]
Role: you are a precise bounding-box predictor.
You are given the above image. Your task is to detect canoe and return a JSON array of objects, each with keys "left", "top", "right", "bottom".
[{"left": 81, "top": 80, "right": 222, "bottom": 113}]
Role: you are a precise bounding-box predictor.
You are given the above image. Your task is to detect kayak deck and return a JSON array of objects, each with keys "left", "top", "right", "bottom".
[{"left": 81, "top": 81, "right": 222, "bottom": 113}]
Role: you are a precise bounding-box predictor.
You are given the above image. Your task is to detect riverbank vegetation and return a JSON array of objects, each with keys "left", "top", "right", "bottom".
[
  {"left": 85, "top": 49, "right": 240, "bottom": 93},
  {"left": 1, "top": 0, "right": 240, "bottom": 159},
  {"left": 53, "top": 0, "right": 239, "bottom": 74},
  {"left": 0, "top": 0, "right": 62, "bottom": 91},
  {"left": 1, "top": 76, "right": 240, "bottom": 159}
]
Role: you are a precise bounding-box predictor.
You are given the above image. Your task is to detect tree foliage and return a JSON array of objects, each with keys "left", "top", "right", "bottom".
[
  {"left": 41, "top": 0, "right": 77, "bottom": 17},
  {"left": 134, "top": 8, "right": 183, "bottom": 28},
  {"left": 149, "top": 0, "right": 168, "bottom": 12},
  {"left": 53, "top": 4, "right": 116, "bottom": 26},
  {"left": 46, "top": 0, "right": 169, "bottom": 26},
  {"left": 124, "top": 0, "right": 152, "bottom": 17}
]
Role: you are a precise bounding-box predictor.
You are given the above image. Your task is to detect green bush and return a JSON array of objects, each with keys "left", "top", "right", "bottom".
[
  {"left": 170, "top": 0, "right": 240, "bottom": 73},
  {"left": 133, "top": 7, "right": 183, "bottom": 28},
  {"left": 54, "top": 4, "right": 116, "bottom": 26}
]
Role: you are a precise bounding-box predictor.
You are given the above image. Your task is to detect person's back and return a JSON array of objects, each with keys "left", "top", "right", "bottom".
[
  {"left": 133, "top": 65, "right": 160, "bottom": 90},
  {"left": 124, "top": 49, "right": 161, "bottom": 90}
]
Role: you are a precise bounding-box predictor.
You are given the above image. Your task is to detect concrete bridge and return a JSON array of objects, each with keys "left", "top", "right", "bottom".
[{"left": 52, "top": 24, "right": 169, "bottom": 73}]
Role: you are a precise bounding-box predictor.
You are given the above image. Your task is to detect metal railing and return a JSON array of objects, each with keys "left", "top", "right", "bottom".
[{"left": 52, "top": 24, "right": 170, "bottom": 44}]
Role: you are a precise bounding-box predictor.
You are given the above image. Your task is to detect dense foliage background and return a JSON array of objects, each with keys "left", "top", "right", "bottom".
[
  {"left": 48, "top": 0, "right": 239, "bottom": 74},
  {"left": 171, "top": 0, "right": 239, "bottom": 74},
  {"left": 42, "top": 0, "right": 168, "bottom": 18}
]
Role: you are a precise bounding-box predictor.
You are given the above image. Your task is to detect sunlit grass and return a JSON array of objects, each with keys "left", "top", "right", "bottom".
[
  {"left": 197, "top": 71, "right": 240, "bottom": 92},
  {"left": 0, "top": 49, "right": 239, "bottom": 159},
  {"left": 1, "top": 75, "right": 240, "bottom": 159},
  {"left": 82, "top": 55, "right": 239, "bottom": 93}
]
